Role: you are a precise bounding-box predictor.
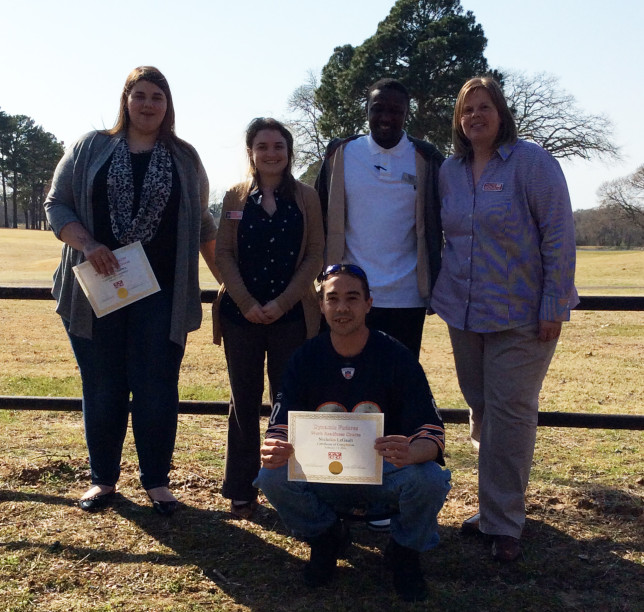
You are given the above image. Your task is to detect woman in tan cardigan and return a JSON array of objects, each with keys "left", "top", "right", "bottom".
[{"left": 213, "top": 118, "right": 324, "bottom": 519}]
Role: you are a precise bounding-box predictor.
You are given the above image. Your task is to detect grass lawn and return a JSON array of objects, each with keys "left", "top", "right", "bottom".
[{"left": 0, "top": 228, "right": 642, "bottom": 610}]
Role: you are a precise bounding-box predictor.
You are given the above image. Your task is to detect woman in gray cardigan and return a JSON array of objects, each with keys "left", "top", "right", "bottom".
[{"left": 44, "top": 66, "right": 219, "bottom": 515}]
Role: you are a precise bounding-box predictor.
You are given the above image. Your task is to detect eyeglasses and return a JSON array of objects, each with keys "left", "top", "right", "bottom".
[{"left": 321, "top": 264, "right": 368, "bottom": 281}]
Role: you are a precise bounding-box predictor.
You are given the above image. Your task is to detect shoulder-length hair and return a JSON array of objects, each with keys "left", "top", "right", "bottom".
[
  {"left": 245, "top": 117, "right": 297, "bottom": 202},
  {"left": 452, "top": 76, "right": 517, "bottom": 159},
  {"left": 106, "top": 66, "right": 176, "bottom": 144}
]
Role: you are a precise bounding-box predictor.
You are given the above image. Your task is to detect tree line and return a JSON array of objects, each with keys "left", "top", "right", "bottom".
[
  {"left": 3, "top": 0, "right": 643, "bottom": 244},
  {"left": 574, "top": 206, "right": 644, "bottom": 248},
  {"left": 576, "top": 164, "right": 644, "bottom": 247},
  {"left": 0, "top": 110, "right": 64, "bottom": 229}
]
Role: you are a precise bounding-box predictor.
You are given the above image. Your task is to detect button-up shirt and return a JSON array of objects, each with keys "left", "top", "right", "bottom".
[
  {"left": 219, "top": 188, "right": 304, "bottom": 325},
  {"left": 431, "top": 139, "right": 578, "bottom": 332}
]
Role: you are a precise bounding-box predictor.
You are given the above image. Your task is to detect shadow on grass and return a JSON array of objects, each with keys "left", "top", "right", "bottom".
[
  {"left": 0, "top": 487, "right": 386, "bottom": 609},
  {"left": 434, "top": 524, "right": 642, "bottom": 609},
  {"left": 0, "top": 488, "right": 79, "bottom": 507},
  {"left": 114, "top": 497, "right": 394, "bottom": 610},
  {"left": 432, "top": 480, "right": 643, "bottom": 611},
  {"left": 1, "top": 485, "right": 642, "bottom": 611}
]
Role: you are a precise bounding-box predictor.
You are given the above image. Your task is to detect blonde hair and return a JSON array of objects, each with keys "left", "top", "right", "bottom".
[{"left": 452, "top": 76, "right": 517, "bottom": 158}]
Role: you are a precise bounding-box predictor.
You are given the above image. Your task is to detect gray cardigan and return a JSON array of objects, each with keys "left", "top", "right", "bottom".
[{"left": 44, "top": 130, "right": 217, "bottom": 347}]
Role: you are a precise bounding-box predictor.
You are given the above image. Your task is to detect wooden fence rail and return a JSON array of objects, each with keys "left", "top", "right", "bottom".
[{"left": 1, "top": 287, "right": 642, "bottom": 430}]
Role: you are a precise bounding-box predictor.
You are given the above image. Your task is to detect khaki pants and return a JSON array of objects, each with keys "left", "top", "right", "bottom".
[{"left": 448, "top": 323, "right": 558, "bottom": 538}]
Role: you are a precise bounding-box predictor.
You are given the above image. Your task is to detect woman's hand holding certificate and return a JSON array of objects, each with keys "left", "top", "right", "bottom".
[{"left": 72, "top": 241, "right": 160, "bottom": 318}]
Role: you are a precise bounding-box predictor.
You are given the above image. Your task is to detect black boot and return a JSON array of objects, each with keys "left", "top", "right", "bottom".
[
  {"left": 384, "top": 538, "right": 428, "bottom": 602},
  {"left": 303, "top": 520, "right": 351, "bottom": 587}
]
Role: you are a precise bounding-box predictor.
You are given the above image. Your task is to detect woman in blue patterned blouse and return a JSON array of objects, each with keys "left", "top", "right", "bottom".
[{"left": 431, "top": 77, "right": 579, "bottom": 561}]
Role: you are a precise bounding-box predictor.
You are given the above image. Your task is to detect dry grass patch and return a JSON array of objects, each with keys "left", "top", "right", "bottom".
[
  {"left": 0, "top": 228, "right": 62, "bottom": 286},
  {"left": 1, "top": 411, "right": 642, "bottom": 611},
  {"left": 576, "top": 248, "right": 644, "bottom": 294},
  {"left": 0, "top": 228, "right": 220, "bottom": 289}
]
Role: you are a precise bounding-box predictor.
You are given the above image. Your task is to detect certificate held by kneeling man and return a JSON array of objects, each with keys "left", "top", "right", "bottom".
[{"left": 288, "top": 410, "right": 384, "bottom": 485}]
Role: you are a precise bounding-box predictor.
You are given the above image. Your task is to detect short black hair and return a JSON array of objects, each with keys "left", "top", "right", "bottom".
[{"left": 367, "top": 78, "right": 410, "bottom": 108}]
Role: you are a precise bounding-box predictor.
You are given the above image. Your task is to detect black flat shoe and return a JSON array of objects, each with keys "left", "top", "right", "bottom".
[
  {"left": 461, "top": 512, "right": 481, "bottom": 535},
  {"left": 78, "top": 488, "right": 115, "bottom": 512},
  {"left": 147, "top": 493, "right": 179, "bottom": 516}
]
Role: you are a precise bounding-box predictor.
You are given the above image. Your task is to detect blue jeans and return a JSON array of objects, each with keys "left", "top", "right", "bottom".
[
  {"left": 64, "top": 289, "right": 185, "bottom": 490},
  {"left": 255, "top": 461, "right": 451, "bottom": 551}
]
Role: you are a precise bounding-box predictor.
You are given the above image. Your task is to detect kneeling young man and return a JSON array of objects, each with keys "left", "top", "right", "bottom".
[{"left": 254, "top": 264, "right": 451, "bottom": 602}]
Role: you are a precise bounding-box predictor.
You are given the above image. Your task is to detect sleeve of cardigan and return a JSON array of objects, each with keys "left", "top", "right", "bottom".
[
  {"left": 214, "top": 186, "right": 260, "bottom": 315},
  {"left": 315, "top": 138, "right": 343, "bottom": 234},
  {"left": 44, "top": 137, "right": 85, "bottom": 239},
  {"left": 273, "top": 183, "right": 325, "bottom": 314}
]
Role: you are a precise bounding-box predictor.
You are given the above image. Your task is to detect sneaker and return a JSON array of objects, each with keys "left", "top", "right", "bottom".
[
  {"left": 384, "top": 538, "right": 428, "bottom": 602},
  {"left": 303, "top": 520, "right": 351, "bottom": 588}
]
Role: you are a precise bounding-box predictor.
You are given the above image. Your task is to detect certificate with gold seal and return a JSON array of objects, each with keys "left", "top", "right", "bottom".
[
  {"left": 72, "top": 241, "right": 160, "bottom": 318},
  {"left": 287, "top": 411, "right": 384, "bottom": 485}
]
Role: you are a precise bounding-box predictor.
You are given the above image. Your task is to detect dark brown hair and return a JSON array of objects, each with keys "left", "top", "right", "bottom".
[
  {"left": 245, "top": 117, "right": 297, "bottom": 201},
  {"left": 107, "top": 66, "right": 176, "bottom": 143},
  {"left": 452, "top": 76, "right": 517, "bottom": 158}
]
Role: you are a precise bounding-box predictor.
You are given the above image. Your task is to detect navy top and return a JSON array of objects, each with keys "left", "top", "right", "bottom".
[
  {"left": 93, "top": 150, "right": 180, "bottom": 289},
  {"left": 266, "top": 330, "right": 446, "bottom": 465},
  {"left": 220, "top": 188, "right": 304, "bottom": 325}
]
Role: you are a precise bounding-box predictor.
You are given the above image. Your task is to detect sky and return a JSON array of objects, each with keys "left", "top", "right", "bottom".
[{"left": 1, "top": 0, "right": 641, "bottom": 210}]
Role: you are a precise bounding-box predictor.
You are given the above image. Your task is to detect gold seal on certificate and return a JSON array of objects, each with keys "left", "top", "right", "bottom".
[
  {"left": 287, "top": 411, "right": 384, "bottom": 485},
  {"left": 72, "top": 241, "right": 160, "bottom": 318}
]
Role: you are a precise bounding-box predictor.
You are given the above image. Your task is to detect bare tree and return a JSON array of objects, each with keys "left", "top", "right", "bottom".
[
  {"left": 209, "top": 187, "right": 226, "bottom": 223},
  {"left": 630, "top": 165, "right": 644, "bottom": 191},
  {"left": 286, "top": 70, "right": 327, "bottom": 173},
  {"left": 504, "top": 71, "right": 620, "bottom": 161},
  {"left": 597, "top": 165, "right": 644, "bottom": 229}
]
